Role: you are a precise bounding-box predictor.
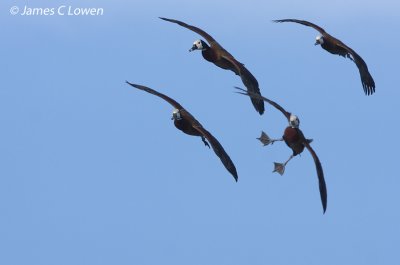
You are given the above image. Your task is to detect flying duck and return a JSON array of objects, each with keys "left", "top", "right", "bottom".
[
  {"left": 159, "top": 17, "right": 265, "bottom": 115},
  {"left": 236, "top": 87, "right": 327, "bottom": 213},
  {"left": 126, "top": 81, "right": 238, "bottom": 181},
  {"left": 273, "top": 19, "right": 375, "bottom": 95}
]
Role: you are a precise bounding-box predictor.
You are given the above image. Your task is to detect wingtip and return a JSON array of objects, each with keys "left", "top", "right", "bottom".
[
  {"left": 363, "top": 84, "right": 376, "bottom": 96},
  {"left": 233, "top": 86, "right": 246, "bottom": 92},
  {"left": 233, "top": 87, "right": 249, "bottom": 96},
  {"left": 230, "top": 171, "right": 238, "bottom": 182},
  {"left": 254, "top": 99, "right": 265, "bottom": 115},
  {"left": 234, "top": 86, "right": 265, "bottom": 115},
  {"left": 126, "top": 81, "right": 140, "bottom": 89},
  {"left": 159, "top": 17, "right": 171, "bottom": 22},
  {"left": 321, "top": 188, "right": 327, "bottom": 214},
  {"left": 233, "top": 168, "right": 239, "bottom": 182}
]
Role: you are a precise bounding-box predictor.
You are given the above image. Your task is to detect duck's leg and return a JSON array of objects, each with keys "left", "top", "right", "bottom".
[
  {"left": 273, "top": 155, "right": 294, "bottom": 176},
  {"left": 257, "top": 131, "right": 283, "bottom": 146},
  {"left": 201, "top": 136, "right": 210, "bottom": 149}
]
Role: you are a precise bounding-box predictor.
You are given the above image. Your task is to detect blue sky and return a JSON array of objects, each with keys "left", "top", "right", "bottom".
[{"left": 1, "top": 0, "right": 399, "bottom": 264}]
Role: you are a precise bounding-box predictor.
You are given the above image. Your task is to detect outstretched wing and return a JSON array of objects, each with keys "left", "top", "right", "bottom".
[
  {"left": 235, "top": 87, "right": 290, "bottom": 121},
  {"left": 193, "top": 125, "right": 238, "bottom": 182},
  {"left": 126, "top": 81, "right": 184, "bottom": 109},
  {"left": 334, "top": 42, "right": 375, "bottom": 95},
  {"left": 303, "top": 140, "right": 327, "bottom": 214},
  {"left": 159, "top": 17, "right": 217, "bottom": 46},
  {"left": 273, "top": 19, "right": 326, "bottom": 35}
]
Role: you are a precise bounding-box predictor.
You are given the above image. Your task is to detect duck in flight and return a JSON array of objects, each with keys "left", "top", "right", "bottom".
[
  {"left": 159, "top": 17, "right": 265, "bottom": 115},
  {"left": 126, "top": 81, "right": 238, "bottom": 182},
  {"left": 273, "top": 19, "right": 375, "bottom": 95},
  {"left": 236, "top": 87, "right": 327, "bottom": 213}
]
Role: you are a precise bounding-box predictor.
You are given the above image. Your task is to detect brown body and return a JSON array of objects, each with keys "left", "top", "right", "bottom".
[
  {"left": 201, "top": 49, "right": 240, "bottom": 75},
  {"left": 320, "top": 33, "right": 347, "bottom": 55},
  {"left": 173, "top": 109, "right": 204, "bottom": 136},
  {"left": 283, "top": 127, "right": 306, "bottom": 156}
]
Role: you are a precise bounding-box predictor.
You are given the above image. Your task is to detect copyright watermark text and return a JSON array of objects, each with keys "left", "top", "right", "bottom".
[{"left": 9, "top": 5, "right": 104, "bottom": 16}]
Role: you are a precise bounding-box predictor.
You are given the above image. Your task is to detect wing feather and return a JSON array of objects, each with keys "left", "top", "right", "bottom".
[
  {"left": 194, "top": 125, "right": 238, "bottom": 182},
  {"left": 235, "top": 87, "right": 290, "bottom": 121},
  {"left": 159, "top": 17, "right": 217, "bottom": 45},
  {"left": 126, "top": 81, "right": 184, "bottom": 109},
  {"left": 334, "top": 42, "right": 376, "bottom": 95},
  {"left": 273, "top": 19, "right": 326, "bottom": 34},
  {"left": 219, "top": 57, "right": 264, "bottom": 115},
  {"left": 303, "top": 140, "right": 327, "bottom": 214}
]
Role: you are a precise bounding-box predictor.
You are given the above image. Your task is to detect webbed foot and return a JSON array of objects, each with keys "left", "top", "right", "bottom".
[
  {"left": 272, "top": 155, "right": 294, "bottom": 176},
  {"left": 273, "top": 162, "right": 286, "bottom": 176},
  {"left": 257, "top": 131, "right": 282, "bottom": 146}
]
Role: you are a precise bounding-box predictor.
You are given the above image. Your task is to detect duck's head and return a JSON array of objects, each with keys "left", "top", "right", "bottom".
[
  {"left": 171, "top": 109, "right": 182, "bottom": 120},
  {"left": 289, "top": 114, "right": 300, "bottom": 128},
  {"left": 189, "top": 39, "right": 207, "bottom": 52},
  {"left": 315, "top": 35, "right": 324, "bottom": 46}
]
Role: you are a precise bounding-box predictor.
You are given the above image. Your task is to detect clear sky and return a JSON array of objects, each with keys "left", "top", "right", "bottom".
[{"left": 1, "top": 0, "right": 399, "bottom": 264}]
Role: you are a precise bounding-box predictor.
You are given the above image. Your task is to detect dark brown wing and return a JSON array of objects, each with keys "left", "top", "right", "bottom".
[
  {"left": 220, "top": 57, "right": 264, "bottom": 115},
  {"left": 273, "top": 19, "right": 326, "bottom": 35},
  {"left": 126, "top": 81, "right": 184, "bottom": 109},
  {"left": 303, "top": 140, "right": 327, "bottom": 214},
  {"left": 334, "top": 42, "right": 376, "bottom": 95},
  {"left": 159, "top": 17, "right": 217, "bottom": 45},
  {"left": 235, "top": 87, "right": 290, "bottom": 121},
  {"left": 193, "top": 124, "right": 238, "bottom": 182},
  {"left": 239, "top": 67, "right": 265, "bottom": 115}
]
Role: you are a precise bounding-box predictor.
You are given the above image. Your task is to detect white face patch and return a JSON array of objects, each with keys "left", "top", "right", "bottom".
[
  {"left": 316, "top": 35, "right": 324, "bottom": 45},
  {"left": 289, "top": 114, "right": 300, "bottom": 128},
  {"left": 193, "top": 39, "right": 203, "bottom": 50},
  {"left": 172, "top": 109, "right": 182, "bottom": 120}
]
